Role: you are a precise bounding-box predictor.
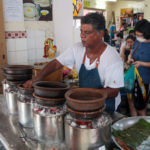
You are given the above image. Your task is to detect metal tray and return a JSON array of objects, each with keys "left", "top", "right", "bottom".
[{"left": 111, "top": 116, "right": 150, "bottom": 150}]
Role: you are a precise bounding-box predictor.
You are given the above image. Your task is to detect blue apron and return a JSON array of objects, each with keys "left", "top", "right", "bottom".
[{"left": 79, "top": 50, "right": 115, "bottom": 113}]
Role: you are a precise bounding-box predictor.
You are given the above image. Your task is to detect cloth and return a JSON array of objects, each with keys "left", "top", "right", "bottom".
[
  {"left": 132, "top": 40, "right": 150, "bottom": 84},
  {"left": 56, "top": 42, "right": 124, "bottom": 109},
  {"left": 109, "top": 25, "right": 115, "bottom": 39},
  {"left": 79, "top": 51, "right": 115, "bottom": 113}
]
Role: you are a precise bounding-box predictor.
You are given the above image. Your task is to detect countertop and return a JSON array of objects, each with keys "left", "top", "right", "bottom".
[{"left": 0, "top": 94, "right": 124, "bottom": 150}]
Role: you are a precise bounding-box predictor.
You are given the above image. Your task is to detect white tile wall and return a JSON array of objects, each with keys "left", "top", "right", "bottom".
[
  {"left": 26, "top": 30, "right": 46, "bottom": 65},
  {"left": 6, "top": 39, "right": 16, "bottom": 52},
  {"left": 16, "top": 38, "right": 27, "bottom": 51},
  {"left": 6, "top": 30, "right": 47, "bottom": 65},
  {"left": 6, "top": 38, "right": 28, "bottom": 65}
]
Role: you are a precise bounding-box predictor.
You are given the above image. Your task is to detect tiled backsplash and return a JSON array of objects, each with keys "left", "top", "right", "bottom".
[{"left": 6, "top": 30, "right": 46, "bottom": 65}]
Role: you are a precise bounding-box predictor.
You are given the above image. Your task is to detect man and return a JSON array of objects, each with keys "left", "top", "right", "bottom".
[{"left": 24, "top": 13, "right": 124, "bottom": 113}]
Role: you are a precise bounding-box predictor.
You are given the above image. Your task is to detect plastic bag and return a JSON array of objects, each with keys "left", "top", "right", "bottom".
[
  {"left": 133, "top": 67, "right": 147, "bottom": 110},
  {"left": 124, "top": 64, "right": 135, "bottom": 92}
]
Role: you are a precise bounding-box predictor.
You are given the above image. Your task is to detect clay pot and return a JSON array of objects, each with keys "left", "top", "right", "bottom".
[
  {"left": 18, "top": 84, "right": 34, "bottom": 95},
  {"left": 33, "top": 81, "right": 69, "bottom": 98},
  {"left": 66, "top": 105, "right": 105, "bottom": 119},
  {"left": 3, "top": 73, "right": 32, "bottom": 81},
  {"left": 65, "top": 88, "right": 107, "bottom": 112},
  {"left": 3, "top": 65, "right": 33, "bottom": 75},
  {"left": 33, "top": 93, "right": 65, "bottom": 106}
]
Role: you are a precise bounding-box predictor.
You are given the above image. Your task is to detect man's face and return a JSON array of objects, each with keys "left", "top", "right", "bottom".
[{"left": 80, "top": 24, "right": 103, "bottom": 48}]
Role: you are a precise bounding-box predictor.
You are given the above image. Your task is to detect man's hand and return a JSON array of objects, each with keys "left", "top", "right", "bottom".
[{"left": 23, "top": 80, "right": 33, "bottom": 88}]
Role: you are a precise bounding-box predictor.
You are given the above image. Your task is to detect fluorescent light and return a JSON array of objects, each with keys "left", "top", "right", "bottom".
[{"left": 105, "top": 0, "right": 117, "bottom": 2}]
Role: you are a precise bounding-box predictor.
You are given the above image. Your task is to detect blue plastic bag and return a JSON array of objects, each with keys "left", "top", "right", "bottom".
[{"left": 124, "top": 64, "right": 134, "bottom": 92}]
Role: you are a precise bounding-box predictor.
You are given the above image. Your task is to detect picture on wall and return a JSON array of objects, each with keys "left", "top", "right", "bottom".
[
  {"left": 73, "top": 0, "right": 83, "bottom": 17},
  {"left": 23, "top": 0, "right": 52, "bottom": 21}
]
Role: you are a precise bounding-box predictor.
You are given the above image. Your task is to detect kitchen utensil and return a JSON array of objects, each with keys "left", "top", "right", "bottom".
[
  {"left": 18, "top": 84, "right": 34, "bottom": 95},
  {"left": 66, "top": 105, "right": 105, "bottom": 119},
  {"left": 33, "top": 81, "right": 69, "bottom": 98},
  {"left": 65, "top": 88, "right": 107, "bottom": 112},
  {"left": 111, "top": 116, "right": 150, "bottom": 150},
  {"left": 65, "top": 114, "right": 112, "bottom": 150},
  {"left": 33, "top": 93, "right": 65, "bottom": 106},
  {"left": 3, "top": 73, "right": 32, "bottom": 81},
  {"left": 3, "top": 65, "right": 33, "bottom": 75},
  {"left": 33, "top": 108, "right": 65, "bottom": 143}
]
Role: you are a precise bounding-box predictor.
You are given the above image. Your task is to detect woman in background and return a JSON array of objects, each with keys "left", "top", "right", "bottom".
[{"left": 128, "top": 19, "right": 150, "bottom": 116}]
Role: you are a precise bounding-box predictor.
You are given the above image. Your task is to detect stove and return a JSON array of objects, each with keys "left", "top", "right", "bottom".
[
  {"left": 65, "top": 105, "right": 112, "bottom": 150},
  {"left": 32, "top": 99, "right": 65, "bottom": 144}
]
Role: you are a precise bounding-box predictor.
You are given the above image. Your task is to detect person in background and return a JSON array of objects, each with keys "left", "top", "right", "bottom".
[
  {"left": 120, "top": 35, "right": 136, "bottom": 116},
  {"left": 109, "top": 22, "right": 116, "bottom": 46},
  {"left": 104, "top": 28, "right": 110, "bottom": 44},
  {"left": 24, "top": 13, "right": 124, "bottom": 113},
  {"left": 128, "top": 29, "right": 135, "bottom": 37},
  {"left": 128, "top": 19, "right": 150, "bottom": 116},
  {"left": 120, "top": 35, "right": 136, "bottom": 64},
  {"left": 115, "top": 32, "right": 124, "bottom": 52}
]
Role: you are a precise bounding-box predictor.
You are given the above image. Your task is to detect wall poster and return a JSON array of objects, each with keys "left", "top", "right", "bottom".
[
  {"left": 23, "top": 0, "right": 52, "bottom": 21},
  {"left": 73, "top": 0, "right": 83, "bottom": 17}
]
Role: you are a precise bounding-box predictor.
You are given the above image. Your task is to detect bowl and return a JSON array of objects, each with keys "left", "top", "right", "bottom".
[
  {"left": 33, "top": 81, "right": 70, "bottom": 98},
  {"left": 65, "top": 88, "right": 107, "bottom": 112}
]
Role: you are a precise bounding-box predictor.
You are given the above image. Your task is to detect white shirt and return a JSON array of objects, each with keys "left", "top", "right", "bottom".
[{"left": 56, "top": 42, "right": 124, "bottom": 110}]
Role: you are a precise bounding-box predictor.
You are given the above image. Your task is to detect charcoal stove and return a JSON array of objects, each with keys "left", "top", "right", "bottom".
[
  {"left": 32, "top": 94, "right": 66, "bottom": 144},
  {"left": 65, "top": 103, "right": 112, "bottom": 150}
]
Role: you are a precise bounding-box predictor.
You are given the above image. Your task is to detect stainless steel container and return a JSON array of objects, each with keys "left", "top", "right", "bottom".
[
  {"left": 65, "top": 116, "right": 112, "bottom": 150},
  {"left": 33, "top": 110, "right": 65, "bottom": 144},
  {"left": 5, "top": 91, "right": 18, "bottom": 115},
  {"left": 17, "top": 99, "right": 34, "bottom": 128},
  {"left": 2, "top": 79, "right": 9, "bottom": 96}
]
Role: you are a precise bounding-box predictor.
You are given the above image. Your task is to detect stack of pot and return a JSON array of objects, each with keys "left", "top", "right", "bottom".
[
  {"left": 32, "top": 81, "right": 69, "bottom": 144},
  {"left": 65, "top": 88, "right": 112, "bottom": 150},
  {"left": 2, "top": 65, "right": 33, "bottom": 115}
]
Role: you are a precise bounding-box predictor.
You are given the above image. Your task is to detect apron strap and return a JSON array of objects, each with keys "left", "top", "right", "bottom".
[{"left": 82, "top": 44, "right": 106, "bottom": 68}]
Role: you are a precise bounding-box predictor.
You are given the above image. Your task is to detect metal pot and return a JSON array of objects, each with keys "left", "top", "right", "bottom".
[
  {"left": 65, "top": 88, "right": 107, "bottom": 112},
  {"left": 17, "top": 99, "right": 34, "bottom": 128},
  {"left": 65, "top": 115, "right": 112, "bottom": 150},
  {"left": 33, "top": 109, "right": 65, "bottom": 143},
  {"left": 33, "top": 81, "right": 69, "bottom": 98},
  {"left": 3, "top": 65, "right": 33, "bottom": 75},
  {"left": 5, "top": 91, "right": 18, "bottom": 115}
]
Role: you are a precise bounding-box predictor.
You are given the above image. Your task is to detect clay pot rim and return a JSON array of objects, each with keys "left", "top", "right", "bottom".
[
  {"left": 66, "top": 105, "right": 106, "bottom": 115},
  {"left": 3, "top": 65, "right": 33, "bottom": 70},
  {"left": 33, "top": 93, "right": 65, "bottom": 101},
  {"left": 17, "top": 84, "right": 34, "bottom": 91},
  {"left": 65, "top": 88, "right": 107, "bottom": 104},
  {"left": 33, "top": 81, "right": 70, "bottom": 91}
]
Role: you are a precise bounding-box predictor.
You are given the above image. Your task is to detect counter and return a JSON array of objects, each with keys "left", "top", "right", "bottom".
[{"left": 0, "top": 94, "right": 124, "bottom": 150}]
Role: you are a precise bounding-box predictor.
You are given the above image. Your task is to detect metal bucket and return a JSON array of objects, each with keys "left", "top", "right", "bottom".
[
  {"left": 5, "top": 91, "right": 18, "bottom": 115},
  {"left": 33, "top": 111, "right": 65, "bottom": 144},
  {"left": 65, "top": 117, "right": 112, "bottom": 150},
  {"left": 17, "top": 100, "right": 34, "bottom": 128}
]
